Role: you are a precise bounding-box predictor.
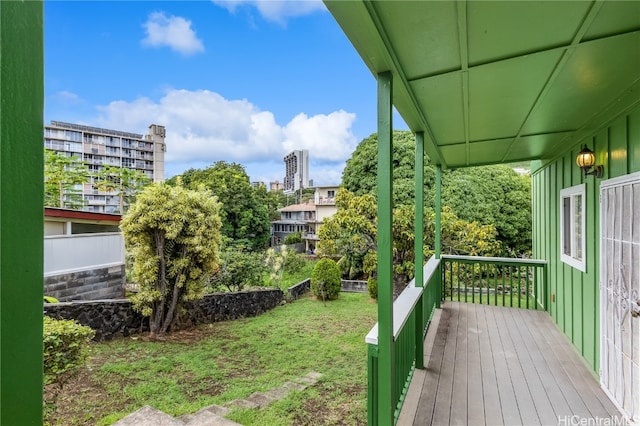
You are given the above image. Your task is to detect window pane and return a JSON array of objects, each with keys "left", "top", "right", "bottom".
[
  {"left": 573, "top": 195, "right": 582, "bottom": 260},
  {"left": 563, "top": 197, "right": 572, "bottom": 256}
]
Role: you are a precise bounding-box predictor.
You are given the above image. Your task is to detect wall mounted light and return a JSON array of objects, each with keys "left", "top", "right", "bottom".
[{"left": 576, "top": 145, "right": 604, "bottom": 178}]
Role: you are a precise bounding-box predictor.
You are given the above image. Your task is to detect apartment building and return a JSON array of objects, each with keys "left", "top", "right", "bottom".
[
  {"left": 44, "top": 121, "right": 166, "bottom": 213},
  {"left": 283, "top": 149, "right": 309, "bottom": 194}
]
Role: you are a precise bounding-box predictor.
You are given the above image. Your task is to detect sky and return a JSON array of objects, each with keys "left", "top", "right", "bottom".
[{"left": 44, "top": 0, "right": 408, "bottom": 186}]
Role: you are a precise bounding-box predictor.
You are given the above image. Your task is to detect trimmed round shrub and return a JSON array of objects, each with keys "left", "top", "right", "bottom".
[
  {"left": 367, "top": 277, "right": 378, "bottom": 300},
  {"left": 311, "top": 258, "right": 341, "bottom": 301}
]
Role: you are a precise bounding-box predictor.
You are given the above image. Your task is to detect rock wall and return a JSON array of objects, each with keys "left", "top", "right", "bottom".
[
  {"left": 44, "top": 289, "right": 284, "bottom": 341},
  {"left": 287, "top": 279, "right": 310, "bottom": 299}
]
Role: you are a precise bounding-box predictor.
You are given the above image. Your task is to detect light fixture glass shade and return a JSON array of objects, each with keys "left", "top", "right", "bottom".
[{"left": 576, "top": 144, "right": 595, "bottom": 169}]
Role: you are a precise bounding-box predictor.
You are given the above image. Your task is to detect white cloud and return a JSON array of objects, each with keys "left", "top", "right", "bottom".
[
  {"left": 141, "top": 12, "right": 204, "bottom": 56},
  {"left": 95, "top": 89, "right": 357, "bottom": 180},
  {"left": 50, "top": 91, "right": 83, "bottom": 105},
  {"left": 212, "top": 0, "right": 326, "bottom": 25}
]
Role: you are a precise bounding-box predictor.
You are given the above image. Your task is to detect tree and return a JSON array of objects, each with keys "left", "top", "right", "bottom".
[
  {"left": 44, "top": 149, "right": 88, "bottom": 209},
  {"left": 341, "top": 132, "right": 532, "bottom": 254},
  {"left": 94, "top": 165, "right": 151, "bottom": 213},
  {"left": 441, "top": 166, "right": 531, "bottom": 254},
  {"left": 341, "top": 131, "right": 434, "bottom": 206},
  {"left": 318, "top": 189, "right": 502, "bottom": 288},
  {"left": 121, "top": 183, "right": 222, "bottom": 338},
  {"left": 167, "top": 162, "right": 270, "bottom": 250},
  {"left": 207, "top": 249, "right": 267, "bottom": 292}
]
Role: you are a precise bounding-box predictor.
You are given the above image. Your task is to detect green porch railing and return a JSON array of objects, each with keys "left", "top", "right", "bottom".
[
  {"left": 367, "top": 256, "right": 442, "bottom": 425},
  {"left": 441, "top": 255, "right": 547, "bottom": 310}
]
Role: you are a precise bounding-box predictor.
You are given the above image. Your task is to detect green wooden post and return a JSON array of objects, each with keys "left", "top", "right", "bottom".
[
  {"left": 414, "top": 132, "right": 425, "bottom": 369},
  {"left": 435, "top": 165, "right": 442, "bottom": 259},
  {"left": 435, "top": 165, "right": 442, "bottom": 308},
  {"left": 377, "top": 71, "right": 395, "bottom": 425},
  {"left": 0, "top": 2, "right": 44, "bottom": 424}
]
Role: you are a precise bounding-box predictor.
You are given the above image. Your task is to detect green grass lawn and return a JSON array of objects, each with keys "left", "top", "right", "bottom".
[{"left": 48, "top": 292, "right": 377, "bottom": 426}]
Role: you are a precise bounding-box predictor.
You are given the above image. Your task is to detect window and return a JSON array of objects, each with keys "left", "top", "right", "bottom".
[
  {"left": 560, "top": 184, "right": 586, "bottom": 272},
  {"left": 327, "top": 190, "right": 335, "bottom": 198}
]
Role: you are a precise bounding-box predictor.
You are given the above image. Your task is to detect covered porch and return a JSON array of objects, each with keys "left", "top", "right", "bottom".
[
  {"left": 399, "top": 302, "right": 622, "bottom": 426},
  {"left": 325, "top": 1, "right": 639, "bottom": 425}
]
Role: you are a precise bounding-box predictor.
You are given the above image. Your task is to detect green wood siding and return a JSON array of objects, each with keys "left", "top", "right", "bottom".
[{"left": 532, "top": 105, "right": 640, "bottom": 375}]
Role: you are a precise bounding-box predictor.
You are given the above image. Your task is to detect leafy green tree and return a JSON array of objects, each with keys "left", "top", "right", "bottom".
[
  {"left": 167, "top": 162, "right": 270, "bottom": 250},
  {"left": 94, "top": 165, "right": 151, "bottom": 213},
  {"left": 341, "top": 132, "right": 532, "bottom": 254},
  {"left": 44, "top": 149, "right": 88, "bottom": 209},
  {"left": 441, "top": 166, "right": 531, "bottom": 254},
  {"left": 207, "top": 249, "right": 267, "bottom": 292},
  {"left": 341, "top": 131, "right": 434, "bottom": 206},
  {"left": 121, "top": 183, "right": 222, "bottom": 338},
  {"left": 318, "top": 189, "right": 502, "bottom": 288},
  {"left": 311, "top": 258, "right": 341, "bottom": 301}
]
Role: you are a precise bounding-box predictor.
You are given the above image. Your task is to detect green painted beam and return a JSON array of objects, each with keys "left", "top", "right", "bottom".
[
  {"left": 0, "top": 2, "right": 45, "bottom": 425},
  {"left": 414, "top": 131, "right": 425, "bottom": 369},
  {"left": 377, "top": 71, "right": 395, "bottom": 425}
]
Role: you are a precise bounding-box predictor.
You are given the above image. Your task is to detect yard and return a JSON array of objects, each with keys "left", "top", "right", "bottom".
[{"left": 47, "top": 292, "right": 377, "bottom": 425}]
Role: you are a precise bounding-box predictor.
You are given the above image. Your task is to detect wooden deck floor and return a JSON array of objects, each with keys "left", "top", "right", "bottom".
[{"left": 398, "top": 302, "right": 625, "bottom": 426}]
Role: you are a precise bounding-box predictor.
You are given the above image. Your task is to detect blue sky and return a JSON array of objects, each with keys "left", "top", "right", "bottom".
[{"left": 45, "top": 1, "right": 407, "bottom": 185}]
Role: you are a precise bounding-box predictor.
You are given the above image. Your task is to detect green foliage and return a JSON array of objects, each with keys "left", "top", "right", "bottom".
[
  {"left": 94, "top": 165, "right": 151, "bottom": 213},
  {"left": 121, "top": 183, "right": 222, "bottom": 337},
  {"left": 43, "top": 317, "right": 94, "bottom": 387},
  {"left": 319, "top": 189, "right": 502, "bottom": 284},
  {"left": 367, "top": 277, "right": 378, "bottom": 300},
  {"left": 44, "top": 295, "right": 59, "bottom": 304},
  {"left": 208, "top": 249, "right": 267, "bottom": 292},
  {"left": 441, "top": 166, "right": 531, "bottom": 254},
  {"left": 310, "top": 258, "right": 341, "bottom": 301},
  {"left": 341, "top": 131, "right": 434, "bottom": 206},
  {"left": 167, "top": 162, "right": 270, "bottom": 250},
  {"left": 283, "top": 231, "right": 302, "bottom": 245},
  {"left": 340, "top": 132, "right": 532, "bottom": 254},
  {"left": 44, "top": 149, "right": 88, "bottom": 209}
]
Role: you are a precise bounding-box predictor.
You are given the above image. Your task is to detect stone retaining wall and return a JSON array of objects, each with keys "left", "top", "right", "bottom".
[
  {"left": 44, "top": 289, "right": 283, "bottom": 341},
  {"left": 341, "top": 279, "right": 368, "bottom": 293},
  {"left": 287, "top": 279, "right": 310, "bottom": 299}
]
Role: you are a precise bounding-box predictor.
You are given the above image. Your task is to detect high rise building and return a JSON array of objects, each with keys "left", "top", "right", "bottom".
[
  {"left": 283, "top": 149, "right": 309, "bottom": 194},
  {"left": 44, "top": 121, "right": 166, "bottom": 213}
]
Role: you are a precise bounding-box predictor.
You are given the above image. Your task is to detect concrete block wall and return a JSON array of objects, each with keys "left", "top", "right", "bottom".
[{"left": 44, "top": 265, "right": 125, "bottom": 301}]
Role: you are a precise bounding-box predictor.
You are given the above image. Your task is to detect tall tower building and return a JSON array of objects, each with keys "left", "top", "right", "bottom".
[
  {"left": 283, "top": 149, "right": 309, "bottom": 194},
  {"left": 44, "top": 121, "right": 166, "bottom": 213}
]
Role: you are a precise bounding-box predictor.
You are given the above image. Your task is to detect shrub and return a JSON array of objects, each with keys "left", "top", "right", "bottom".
[
  {"left": 367, "top": 277, "right": 378, "bottom": 300},
  {"left": 283, "top": 232, "right": 302, "bottom": 245},
  {"left": 208, "top": 249, "right": 267, "bottom": 292},
  {"left": 311, "top": 258, "right": 341, "bottom": 301},
  {"left": 283, "top": 250, "right": 305, "bottom": 274},
  {"left": 43, "top": 317, "right": 95, "bottom": 387}
]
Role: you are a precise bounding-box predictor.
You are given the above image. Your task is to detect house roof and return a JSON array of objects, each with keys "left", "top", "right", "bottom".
[
  {"left": 325, "top": 1, "right": 640, "bottom": 168},
  {"left": 44, "top": 207, "right": 121, "bottom": 223}
]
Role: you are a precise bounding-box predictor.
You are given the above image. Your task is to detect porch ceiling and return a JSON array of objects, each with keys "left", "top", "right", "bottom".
[{"left": 325, "top": 1, "right": 640, "bottom": 168}]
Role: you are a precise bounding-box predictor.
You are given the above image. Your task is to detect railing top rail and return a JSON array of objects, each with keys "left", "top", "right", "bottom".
[
  {"left": 365, "top": 255, "right": 441, "bottom": 346},
  {"left": 441, "top": 254, "right": 547, "bottom": 266}
]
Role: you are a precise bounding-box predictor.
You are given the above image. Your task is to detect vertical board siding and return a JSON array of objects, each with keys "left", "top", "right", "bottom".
[
  {"left": 629, "top": 109, "right": 640, "bottom": 173},
  {"left": 532, "top": 107, "right": 639, "bottom": 375}
]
